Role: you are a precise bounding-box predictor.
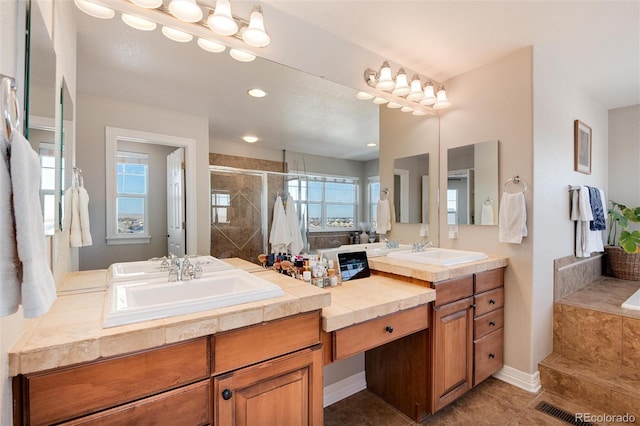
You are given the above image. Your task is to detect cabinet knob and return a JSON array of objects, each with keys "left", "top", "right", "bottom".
[
  {"left": 385, "top": 325, "right": 394, "bottom": 334},
  {"left": 489, "top": 321, "right": 496, "bottom": 327},
  {"left": 489, "top": 299, "right": 496, "bottom": 305},
  {"left": 470, "top": 304, "right": 476, "bottom": 309},
  {"left": 222, "top": 389, "right": 233, "bottom": 400},
  {"left": 489, "top": 353, "right": 496, "bottom": 359}
]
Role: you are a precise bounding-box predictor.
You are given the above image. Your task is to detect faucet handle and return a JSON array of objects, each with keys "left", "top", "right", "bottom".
[
  {"left": 160, "top": 257, "right": 170, "bottom": 272},
  {"left": 193, "top": 262, "right": 203, "bottom": 279},
  {"left": 168, "top": 265, "right": 179, "bottom": 282}
]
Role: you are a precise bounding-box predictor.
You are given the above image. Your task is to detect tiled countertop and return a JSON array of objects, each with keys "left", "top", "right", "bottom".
[
  {"left": 368, "top": 255, "right": 508, "bottom": 282},
  {"left": 9, "top": 265, "right": 330, "bottom": 376}
]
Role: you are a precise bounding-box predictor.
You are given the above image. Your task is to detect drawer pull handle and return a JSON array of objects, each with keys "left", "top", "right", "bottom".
[
  {"left": 489, "top": 321, "right": 496, "bottom": 327},
  {"left": 489, "top": 353, "right": 496, "bottom": 359},
  {"left": 385, "top": 325, "right": 394, "bottom": 334},
  {"left": 489, "top": 299, "right": 496, "bottom": 304},
  {"left": 222, "top": 389, "right": 233, "bottom": 400}
]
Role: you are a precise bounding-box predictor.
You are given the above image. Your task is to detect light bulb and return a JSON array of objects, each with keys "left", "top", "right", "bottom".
[
  {"left": 74, "top": 0, "right": 114, "bottom": 19},
  {"left": 421, "top": 82, "right": 436, "bottom": 106},
  {"left": 412, "top": 110, "right": 428, "bottom": 116},
  {"left": 208, "top": 0, "right": 238, "bottom": 36},
  {"left": 356, "top": 92, "right": 375, "bottom": 100},
  {"left": 161, "top": 26, "right": 193, "bottom": 43},
  {"left": 433, "top": 87, "right": 451, "bottom": 109},
  {"left": 387, "top": 102, "right": 402, "bottom": 109},
  {"left": 197, "top": 38, "right": 226, "bottom": 53},
  {"left": 376, "top": 62, "right": 395, "bottom": 91},
  {"left": 122, "top": 14, "right": 156, "bottom": 31},
  {"left": 392, "top": 69, "right": 410, "bottom": 97},
  {"left": 130, "top": 0, "right": 162, "bottom": 8},
  {"left": 168, "top": 0, "right": 203, "bottom": 23},
  {"left": 229, "top": 48, "right": 256, "bottom": 62},
  {"left": 407, "top": 75, "right": 424, "bottom": 102},
  {"left": 242, "top": 5, "right": 270, "bottom": 47},
  {"left": 373, "top": 97, "right": 389, "bottom": 105},
  {"left": 401, "top": 106, "right": 413, "bottom": 113}
]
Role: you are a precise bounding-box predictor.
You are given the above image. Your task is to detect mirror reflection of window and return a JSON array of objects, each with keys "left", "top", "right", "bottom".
[
  {"left": 298, "top": 176, "right": 357, "bottom": 231},
  {"left": 211, "top": 191, "right": 230, "bottom": 224},
  {"left": 368, "top": 177, "right": 380, "bottom": 230},
  {"left": 116, "top": 151, "right": 149, "bottom": 236},
  {"left": 447, "top": 189, "right": 458, "bottom": 225},
  {"left": 39, "top": 143, "right": 56, "bottom": 235}
]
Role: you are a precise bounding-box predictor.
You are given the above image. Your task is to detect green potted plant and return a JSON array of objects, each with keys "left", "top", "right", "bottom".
[{"left": 606, "top": 201, "right": 640, "bottom": 280}]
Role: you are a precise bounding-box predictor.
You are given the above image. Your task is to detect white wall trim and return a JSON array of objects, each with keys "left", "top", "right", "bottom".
[
  {"left": 323, "top": 371, "right": 367, "bottom": 408},
  {"left": 492, "top": 365, "right": 541, "bottom": 393}
]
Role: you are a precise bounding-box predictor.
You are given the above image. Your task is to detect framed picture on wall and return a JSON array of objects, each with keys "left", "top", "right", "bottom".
[{"left": 574, "top": 119, "right": 592, "bottom": 174}]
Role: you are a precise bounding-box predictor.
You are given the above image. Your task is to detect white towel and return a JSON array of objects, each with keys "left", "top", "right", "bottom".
[
  {"left": 0, "top": 138, "right": 20, "bottom": 316},
  {"left": 269, "top": 196, "right": 291, "bottom": 254},
  {"left": 498, "top": 192, "right": 527, "bottom": 244},
  {"left": 376, "top": 198, "right": 392, "bottom": 235},
  {"left": 4, "top": 131, "right": 56, "bottom": 317},
  {"left": 285, "top": 198, "right": 303, "bottom": 255},
  {"left": 572, "top": 186, "right": 604, "bottom": 257},
  {"left": 481, "top": 203, "right": 495, "bottom": 225},
  {"left": 69, "top": 188, "right": 82, "bottom": 247},
  {"left": 78, "top": 186, "right": 93, "bottom": 246}
]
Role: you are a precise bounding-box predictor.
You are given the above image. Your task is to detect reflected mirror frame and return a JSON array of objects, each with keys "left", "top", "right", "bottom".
[{"left": 392, "top": 153, "right": 430, "bottom": 225}]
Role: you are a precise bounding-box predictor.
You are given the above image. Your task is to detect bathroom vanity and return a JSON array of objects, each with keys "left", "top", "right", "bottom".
[{"left": 10, "top": 254, "right": 506, "bottom": 425}]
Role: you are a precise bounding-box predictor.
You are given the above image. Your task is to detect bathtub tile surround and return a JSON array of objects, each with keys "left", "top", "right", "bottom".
[
  {"left": 540, "top": 275, "right": 640, "bottom": 422},
  {"left": 553, "top": 254, "right": 604, "bottom": 300}
]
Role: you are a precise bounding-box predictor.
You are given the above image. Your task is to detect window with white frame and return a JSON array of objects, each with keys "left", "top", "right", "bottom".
[
  {"left": 368, "top": 176, "right": 380, "bottom": 230},
  {"left": 211, "top": 190, "right": 231, "bottom": 224},
  {"left": 288, "top": 175, "right": 358, "bottom": 231},
  {"left": 106, "top": 150, "right": 150, "bottom": 244},
  {"left": 38, "top": 143, "right": 56, "bottom": 236}
]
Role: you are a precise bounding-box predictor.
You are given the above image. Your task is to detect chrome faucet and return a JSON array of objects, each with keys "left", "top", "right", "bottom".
[
  {"left": 181, "top": 257, "right": 193, "bottom": 281},
  {"left": 412, "top": 241, "right": 435, "bottom": 252}
]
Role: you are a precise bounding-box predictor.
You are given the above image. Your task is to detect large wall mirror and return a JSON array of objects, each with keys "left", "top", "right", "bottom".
[
  {"left": 447, "top": 140, "right": 499, "bottom": 225},
  {"left": 26, "top": 0, "right": 57, "bottom": 236},
  {"left": 393, "top": 153, "right": 429, "bottom": 224}
]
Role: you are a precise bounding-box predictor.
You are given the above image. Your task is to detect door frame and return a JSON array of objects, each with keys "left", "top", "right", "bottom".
[{"left": 105, "top": 127, "right": 197, "bottom": 254}]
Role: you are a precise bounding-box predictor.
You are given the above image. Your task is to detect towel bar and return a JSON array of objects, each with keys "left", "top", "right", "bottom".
[{"left": 503, "top": 176, "right": 527, "bottom": 193}]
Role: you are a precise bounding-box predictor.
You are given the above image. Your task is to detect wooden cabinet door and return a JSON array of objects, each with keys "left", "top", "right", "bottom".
[
  {"left": 214, "top": 345, "right": 323, "bottom": 426},
  {"left": 431, "top": 296, "right": 473, "bottom": 413}
]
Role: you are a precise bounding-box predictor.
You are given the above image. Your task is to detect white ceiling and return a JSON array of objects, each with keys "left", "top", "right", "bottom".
[
  {"left": 268, "top": 1, "right": 640, "bottom": 110},
  {"left": 75, "top": 1, "right": 640, "bottom": 163}
]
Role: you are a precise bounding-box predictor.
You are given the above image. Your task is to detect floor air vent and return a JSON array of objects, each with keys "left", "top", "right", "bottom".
[{"left": 535, "top": 401, "right": 594, "bottom": 426}]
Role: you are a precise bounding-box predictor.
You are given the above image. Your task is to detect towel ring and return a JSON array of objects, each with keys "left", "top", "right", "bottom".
[
  {"left": 503, "top": 176, "right": 527, "bottom": 193},
  {"left": 1, "top": 76, "right": 20, "bottom": 144}
]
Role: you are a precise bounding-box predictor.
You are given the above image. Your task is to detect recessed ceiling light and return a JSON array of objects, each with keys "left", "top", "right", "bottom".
[
  {"left": 366, "top": 143, "right": 377, "bottom": 147},
  {"left": 247, "top": 88, "right": 266, "bottom": 98},
  {"left": 243, "top": 136, "right": 258, "bottom": 143}
]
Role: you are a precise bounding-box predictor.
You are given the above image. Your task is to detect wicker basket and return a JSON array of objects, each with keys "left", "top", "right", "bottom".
[{"left": 605, "top": 246, "right": 640, "bottom": 280}]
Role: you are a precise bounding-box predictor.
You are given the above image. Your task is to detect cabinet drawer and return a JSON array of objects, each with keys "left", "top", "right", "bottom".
[
  {"left": 474, "top": 308, "right": 504, "bottom": 339},
  {"left": 23, "top": 338, "right": 209, "bottom": 425},
  {"left": 214, "top": 310, "right": 320, "bottom": 374},
  {"left": 474, "top": 268, "right": 504, "bottom": 293},
  {"left": 61, "top": 380, "right": 210, "bottom": 426},
  {"left": 334, "top": 304, "right": 430, "bottom": 360},
  {"left": 474, "top": 287, "right": 504, "bottom": 317},
  {"left": 432, "top": 275, "right": 473, "bottom": 307},
  {"left": 474, "top": 328, "right": 504, "bottom": 385}
]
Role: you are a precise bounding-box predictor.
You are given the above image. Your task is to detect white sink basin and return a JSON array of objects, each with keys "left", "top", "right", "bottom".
[
  {"left": 386, "top": 248, "right": 488, "bottom": 266},
  {"left": 103, "top": 269, "right": 284, "bottom": 328},
  {"left": 108, "top": 255, "right": 233, "bottom": 281}
]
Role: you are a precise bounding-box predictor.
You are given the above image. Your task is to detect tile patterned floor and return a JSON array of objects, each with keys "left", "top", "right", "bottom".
[{"left": 324, "top": 377, "right": 619, "bottom": 425}]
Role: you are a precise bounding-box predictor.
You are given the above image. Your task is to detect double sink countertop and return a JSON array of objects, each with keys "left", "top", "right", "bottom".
[{"left": 9, "top": 255, "right": 507, "bottom": 376}]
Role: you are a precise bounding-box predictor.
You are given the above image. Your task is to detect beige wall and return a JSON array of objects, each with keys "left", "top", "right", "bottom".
[
  {"left": 439, "top": 47, "right": 535, "bottom": 374},
  {"left": 609, "top": 104, "right": 640, "bottom": 206},
  {"left": 76, "top": 94, "right": 210, "bottom": 270}
]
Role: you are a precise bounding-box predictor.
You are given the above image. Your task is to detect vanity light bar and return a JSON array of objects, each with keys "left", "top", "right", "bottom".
[
  {"left": 76, "top": 0, "right": 269, "bottom": 62},
  {"left": 360, "top": 62, "right": 450, "bottom": 115}
]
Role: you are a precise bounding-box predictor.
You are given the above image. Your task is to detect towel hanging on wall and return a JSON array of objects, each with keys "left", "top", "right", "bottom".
[{"left": 498, "top": 192, "right": 527, "bottom": 244}]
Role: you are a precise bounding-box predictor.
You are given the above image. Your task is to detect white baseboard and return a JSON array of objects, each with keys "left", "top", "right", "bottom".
[
  {"left": 493, "top": 365, "right": 541, "bottom": 393},
  {"left": 323, "top": 371, "right": 367, "bottom": 408}
]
